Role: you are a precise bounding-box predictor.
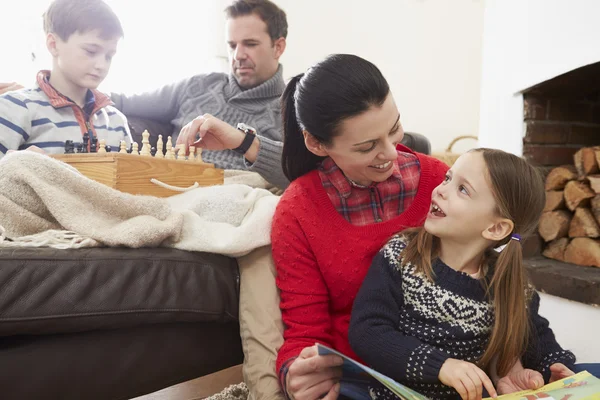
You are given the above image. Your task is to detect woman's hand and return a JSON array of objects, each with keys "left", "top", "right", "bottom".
[
  {"left": 549, "top": 363, "right": 574, "bottom": 383},
  {"left": 497, "top": 368, "right": 544, "bottom": 394},
  {"left": 286, "top": 345, "right": 344, "bottom": 400},
  {"left": 439, "top": 358, "right": 498, "bottom": 400}
]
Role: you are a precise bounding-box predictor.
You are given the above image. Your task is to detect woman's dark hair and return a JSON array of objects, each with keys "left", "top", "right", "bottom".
[{"left": 281, "top": 54, "right": 390, "bottom": 181}]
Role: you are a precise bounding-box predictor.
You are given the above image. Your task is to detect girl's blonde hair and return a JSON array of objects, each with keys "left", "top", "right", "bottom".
[{"left": 401, "top": 148, "right": 545, "bottom": 376}]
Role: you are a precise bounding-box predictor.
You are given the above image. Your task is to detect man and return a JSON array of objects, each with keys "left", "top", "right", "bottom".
[{"left": 111, "top": 0, "right": 289, "bottom": 189}]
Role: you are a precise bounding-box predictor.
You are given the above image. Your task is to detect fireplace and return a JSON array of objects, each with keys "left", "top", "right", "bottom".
[{"left": 522, "top": 61, "right": 600, "bottom": 168}]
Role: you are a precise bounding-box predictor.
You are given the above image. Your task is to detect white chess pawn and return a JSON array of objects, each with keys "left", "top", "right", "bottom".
[
  {"left": 131, "top": 142, "right": 139, "bottom": 155},
  {"left": 189, "top": 146, "right": 196, "bottom": 162},
  {"left": 98, "top": 139, "right": 107, "bottom": 154},
  {"left": 155, "top": 135, "right": 164, "bottom": 158},
  {"left": 195, "top": 147, "right": 203, "bottom": 163},
  {"left": 119, "top": 140, "right": 127, "bottom": 153},
  {"left": 140, "top": 130, "right": 151, "bottom": 156},
  {"left": 177, "top": 144, "right": 187, "bottom": 162},
  {"left": 165, "top": 136, "right": 175, "bottom": 160}
]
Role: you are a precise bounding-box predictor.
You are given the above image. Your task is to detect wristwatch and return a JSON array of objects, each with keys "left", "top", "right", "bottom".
[{"left": 233, "top": 123, "right": 256, "bottom": 155}]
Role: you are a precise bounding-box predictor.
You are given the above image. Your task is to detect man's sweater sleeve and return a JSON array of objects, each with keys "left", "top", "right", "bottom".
[
  {"left": 110, "top": 77, "right": 192, "bottom": 123},
  {"left": 0, "top": 94, "right": 30, "bottom": 159},
  {"left": 271, "top": 188, "right": 335, "bottom": 374},
  {"left": 246, "top": 134, "right": 289, "bottom": 189},
  {"left": 522, "top": 291, "right": 576, "bottom": 383},
  {"left": 349, "top": 249, "right": 450, "bottom": 384}
]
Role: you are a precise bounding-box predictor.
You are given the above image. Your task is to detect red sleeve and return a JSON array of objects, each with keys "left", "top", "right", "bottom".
[
  {"left": 271, "top": 185, "right": 335, "bottom": 373},
  {"left": 421, "top": 154, "right": 449, "bottom": 186}
]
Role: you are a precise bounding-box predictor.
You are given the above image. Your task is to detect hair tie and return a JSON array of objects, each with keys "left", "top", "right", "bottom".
[{"left": 511, "top": 233, "right": 521, "bottom": 242}]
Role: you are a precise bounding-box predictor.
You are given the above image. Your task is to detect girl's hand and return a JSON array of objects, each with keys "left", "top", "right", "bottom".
[
  {"left": 439, "top": 358, "right": 498, "bottom": 400},
  {"left": 549, "top": 363, "right": 574, "bottom": 383},
  {"left": 497, "top": 368, "right": 544, "bottom": 394},
  {"left": 286, "top": 345, "right": 344, "bottom": 400}
]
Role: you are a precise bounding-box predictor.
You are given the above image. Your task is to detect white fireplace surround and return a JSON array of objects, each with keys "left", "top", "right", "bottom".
[{"left": 478, "top": 0, "right": 600, "bottom": 156}]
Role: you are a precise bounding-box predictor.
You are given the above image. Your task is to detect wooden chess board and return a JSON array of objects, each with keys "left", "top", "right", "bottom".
[{"left": 51, "top": 151, "right": 223, "bottom": 198}]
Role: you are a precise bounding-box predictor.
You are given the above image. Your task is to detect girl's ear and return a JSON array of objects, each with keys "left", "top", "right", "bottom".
[
  {"left": 303, "top": 130, "right": 329, "bottom": 157},
  {"left": 482, "top": 218, "right": 514, "bottom": 242}
]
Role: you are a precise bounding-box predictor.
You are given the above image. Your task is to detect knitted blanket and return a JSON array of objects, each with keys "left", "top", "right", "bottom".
[{"left": 0, "top": 152, "right": 279, "bottom": 257}]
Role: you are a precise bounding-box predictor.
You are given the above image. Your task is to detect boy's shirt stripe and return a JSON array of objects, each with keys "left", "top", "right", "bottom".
[{"left": 0, "top": 116, "right": 29, "bottom": 139}]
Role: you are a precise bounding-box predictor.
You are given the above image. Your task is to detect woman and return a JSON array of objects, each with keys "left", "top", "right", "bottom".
[{"left": 271, "top": 54, "right": 449, "bottom": 400}]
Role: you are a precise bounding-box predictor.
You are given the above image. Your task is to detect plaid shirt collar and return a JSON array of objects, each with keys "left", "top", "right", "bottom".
[
  {"left": 36, "top": 70, "right": 112, "bottom": 115},
  {"left": 318, "top": 156, "right": 405, "bottom": 198}
]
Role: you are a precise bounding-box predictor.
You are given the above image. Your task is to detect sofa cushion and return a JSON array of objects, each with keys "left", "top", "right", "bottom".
[{"left": 0, "top": 247, "right": 239, "bottom": 336}]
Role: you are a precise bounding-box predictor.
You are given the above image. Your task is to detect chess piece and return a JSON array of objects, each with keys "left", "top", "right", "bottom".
[
  {"left": 105, "top": 145, "right": 112, "bottom": 153},
  {"left": 76, "top": 143, "right": 84, "bottom": 153},
  {"left": 64, "top": 140, "right": 75, "bottom": 154},
  {"left": 82, "top": 133, "right": 89, "bottom": 153},
  {"left": 177, "top": 144, "right": 187, "bottom": 162},
  {"left": 195, "top": 147, "right": 203, "bottom": 163},
  {"left": 155, "top": 135, "right": 164, "bottom": 158},
  {"left": 140, "top": 130, "right": 151, "bottom": 156},
  {"left": 189, "top": 146, "right": 196, "bottom": 162},
  {"left": 151, "top": 147, "right": 157, "bottom": 157},
  {"left": 119, "top": 140, "right": 128, "bottom": 153},
  {"left": 165, "top": 136, "right": 175, "bottom": 160},
  {"left": 131, "top": 142, "right": 139, "bottom": 155},
  {"left": 98, "top": 139, "right": 107, "bottom": 154},
  {"left": 91, "top": 137, "right": 98, "bottom": 153}
]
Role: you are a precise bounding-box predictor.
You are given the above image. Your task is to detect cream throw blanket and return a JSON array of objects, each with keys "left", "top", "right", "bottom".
[{"left": 0, "top": 152, "right": 279, "bottom": 257}]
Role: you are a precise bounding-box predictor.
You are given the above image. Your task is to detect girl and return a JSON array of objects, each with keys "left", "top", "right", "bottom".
[{"left": 349, "top": 148, "right": 576, "bottom": 400}]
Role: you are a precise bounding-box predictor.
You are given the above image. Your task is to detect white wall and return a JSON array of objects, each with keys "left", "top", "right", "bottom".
[
  {"left": 539, "top": 293, "right": 600, "bottom": 364},
  {"left": 478, "top": 0, "right": 600, "bottom": 155},
  {"left": 270, "top": 0, "right": 485, "bottom": 153}
]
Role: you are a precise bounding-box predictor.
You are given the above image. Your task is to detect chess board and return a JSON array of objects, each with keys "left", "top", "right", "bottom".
[{"left": 51, "top": 131, "right": 223, "bottom": 197}]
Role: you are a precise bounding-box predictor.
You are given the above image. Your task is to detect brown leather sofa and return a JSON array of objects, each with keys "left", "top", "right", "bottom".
[{"left": 0, "top": 116, "right": 431, "bottom": 400}]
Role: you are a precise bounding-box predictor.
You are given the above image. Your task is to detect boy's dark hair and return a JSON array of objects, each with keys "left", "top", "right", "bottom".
[
  {"left": 225, "top": 0, "right": 288, "bottom": 42},
  {"left": 43, "top": 0, "right": 124, "bottom": 41}
]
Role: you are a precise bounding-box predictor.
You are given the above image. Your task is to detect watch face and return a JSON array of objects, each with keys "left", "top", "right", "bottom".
[{"left": 237, "top": 123, "right": 256, "bottom": 134}]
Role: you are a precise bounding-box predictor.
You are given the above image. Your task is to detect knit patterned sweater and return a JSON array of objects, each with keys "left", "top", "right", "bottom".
[
  {"left": 271, "top": 152, "right": 449, "bottom": 375},
  {"left": 349, "top": 234, "right": 577, "bottom": 400},
  {"left": 111, "top": 65, "right": 288, "bottom": 188}
]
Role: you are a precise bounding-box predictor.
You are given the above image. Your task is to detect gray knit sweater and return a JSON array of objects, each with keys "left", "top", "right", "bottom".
[{"left": 111, "top": 65, "right": 288, "bottom": 189}]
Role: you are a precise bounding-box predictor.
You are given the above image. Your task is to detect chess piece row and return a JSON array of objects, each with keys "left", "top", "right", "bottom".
[{"left": 94, "top": 130, "right": 203, "bottom": 162}]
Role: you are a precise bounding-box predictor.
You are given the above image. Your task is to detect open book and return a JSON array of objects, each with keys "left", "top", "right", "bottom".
[{"left": 317, "top": 344, "right": 600, "bottom": 400}]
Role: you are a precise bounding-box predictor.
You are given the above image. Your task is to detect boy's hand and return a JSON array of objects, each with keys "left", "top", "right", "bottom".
[
  {"left": 549, "top": 363, "right": 574, "bottom": 383},
  {"left": 6, "top": 146, "right": 46, "bottom": 155},
  {"left": 439, "top": 358, "right": 498, "bottom": 400},
  {"left": 497, "top": 368, "right": 544, "bottom": 394},
  {"left": 0, "top": 82, "right": 23, "bottom": 95}
]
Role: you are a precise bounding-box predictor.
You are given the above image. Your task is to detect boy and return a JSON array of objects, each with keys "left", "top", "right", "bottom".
[{"left": 0, "top": 0, "right": 132, "bottom": 159}]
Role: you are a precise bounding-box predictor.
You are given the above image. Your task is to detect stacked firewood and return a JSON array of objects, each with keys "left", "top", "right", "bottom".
[{"left": 538, "top": 147, "right": 600, "bottom": 267}]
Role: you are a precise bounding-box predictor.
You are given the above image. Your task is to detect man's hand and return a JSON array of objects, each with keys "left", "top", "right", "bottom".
[
  {"left": 286, "top": 345, "right": 343, "bottom": 400},
  {"left": 177, "top": 113, "right": 245, "bottom": 153},
  {"left": 497, "top": 369, "right": 544, "bottom": 395},
  {"left": 439, "top": 358, "right": 498, "bottom": 400},
  {"left": 549, "top": 363, "right": 574, "bottom": 383},
  {"left": 0, "top": 82, "right": 24, "bottom": 95}
]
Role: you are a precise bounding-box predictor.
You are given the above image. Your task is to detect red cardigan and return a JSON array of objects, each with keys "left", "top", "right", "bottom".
[{"left": 272, "top": 149, "right": 449, "bottom": 373}]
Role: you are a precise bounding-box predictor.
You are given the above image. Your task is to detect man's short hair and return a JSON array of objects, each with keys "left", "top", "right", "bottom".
[
  {"left": 225, "top": 0, "right": 288, "bottom": 42},
  {"left": 43, "top": 0, "right": 124, "bottom": 41}
]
